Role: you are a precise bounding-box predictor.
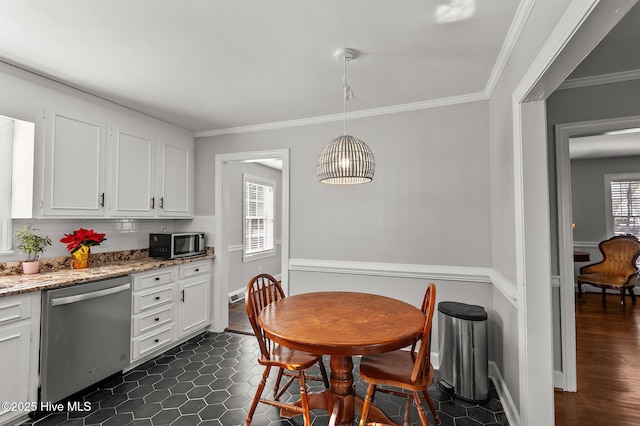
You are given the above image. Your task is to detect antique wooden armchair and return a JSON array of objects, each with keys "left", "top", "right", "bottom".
[{"left": 577, "top": 235, "right": 640, "bottom": 306}]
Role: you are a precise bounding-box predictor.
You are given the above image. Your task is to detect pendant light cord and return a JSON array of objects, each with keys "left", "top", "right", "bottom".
[{"left": 342, "top": 57, "right": 354, "bottom": 135}]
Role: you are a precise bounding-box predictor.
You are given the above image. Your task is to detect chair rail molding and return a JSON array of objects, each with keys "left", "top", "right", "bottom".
[
  {"left": 573, "top": 241, "right": 599, "bottom": 248},
  {"left": 288, "top": 258, "right": 518, "bottom": 307}
]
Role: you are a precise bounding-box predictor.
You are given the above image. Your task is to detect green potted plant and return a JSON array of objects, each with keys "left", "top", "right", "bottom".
[{"left": 15, "top": 224, "right": 52, "bottom": 274}]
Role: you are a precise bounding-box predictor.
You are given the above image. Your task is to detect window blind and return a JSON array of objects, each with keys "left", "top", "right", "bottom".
[
  {"left": 610, "top": 178, "right": 640, "bottom": 238},
  {"left": 244, "top": 178, "right": 275, "bottom": 256}
]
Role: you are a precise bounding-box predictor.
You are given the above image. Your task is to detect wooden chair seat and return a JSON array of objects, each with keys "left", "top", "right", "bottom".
[
  {"left": 259, "top": 343, "right": 322, "bottom": 370},
  {"left": 359, "top": 350, "right": 435, "bottom": 391},
  {"left": 576, "top": 272, "right": 634, "bottom": 287}
]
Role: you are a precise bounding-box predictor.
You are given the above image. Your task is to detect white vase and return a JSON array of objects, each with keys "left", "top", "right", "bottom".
[{"left": 22, "top": 261, "right": 40, "bottom": 274}]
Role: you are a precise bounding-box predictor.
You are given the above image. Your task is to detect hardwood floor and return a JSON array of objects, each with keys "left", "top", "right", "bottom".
[
  {"left": 228, "top": 291, "right": 640, "bottom": 424},
  {"left": 226, "top": 301, "right": 254, "bottom": 335},
  {"left": 554, "top": 292, "right": 640, "bottom": 425}
]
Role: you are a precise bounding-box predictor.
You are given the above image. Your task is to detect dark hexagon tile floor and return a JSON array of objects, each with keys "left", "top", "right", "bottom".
[{"left": 23, "top": 332, "right": 508, "bottom": 425}]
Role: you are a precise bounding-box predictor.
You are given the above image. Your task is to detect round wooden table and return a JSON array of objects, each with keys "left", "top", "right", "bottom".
[{"left": 258, "top": 291, "right": 425, "bottom": 426}]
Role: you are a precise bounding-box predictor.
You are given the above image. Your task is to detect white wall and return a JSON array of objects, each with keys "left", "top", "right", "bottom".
[
  {"left": 196, "top": 102, "right": 492, "bottom": 267},
  {"left": 487, "top": 0, "right": 582, "bottom": 422},
  {"left": 194, "top": 98, "right": 515, "bottom": 406},
  {"left": 489, "top": 0, "right": 639, "bottom": 423},
  {"left": 571, "top": 155, "right": 640, "bottom": 243}
]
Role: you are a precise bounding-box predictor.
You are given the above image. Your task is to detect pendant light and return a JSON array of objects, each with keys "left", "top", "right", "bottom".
[{"left": 317, "top": 48, "right": 375, "bottom": 184}]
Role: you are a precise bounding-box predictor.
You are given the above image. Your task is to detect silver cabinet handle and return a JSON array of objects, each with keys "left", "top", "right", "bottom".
[{"left": 51, "top": 283, "right": 130, "bottom": 307}]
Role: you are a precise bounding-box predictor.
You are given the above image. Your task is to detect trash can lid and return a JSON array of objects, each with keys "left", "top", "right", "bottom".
[{"left": 438, "top": 301, "right": 487, "bottom": 321}]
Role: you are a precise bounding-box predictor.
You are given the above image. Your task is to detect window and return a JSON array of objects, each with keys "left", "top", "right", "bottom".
[
  {"left": 243, "top": 174, "right": 275, "bottom": 260},
  {"left": 605, "top": 173, "right": 640, "bottom": 239}
]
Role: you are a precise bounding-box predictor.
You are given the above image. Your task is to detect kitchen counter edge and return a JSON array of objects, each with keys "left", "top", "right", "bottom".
[{"left": 0, "top": 254, "right": 215, "bottom": 297}]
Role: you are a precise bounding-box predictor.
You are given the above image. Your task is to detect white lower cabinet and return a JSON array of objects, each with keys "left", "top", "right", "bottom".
[
  {"left": 0, "top": 292, "right": 40, "bottom": 425},
  {"left": 177, "top": 261, "right": 211, "bottom": 337},
  {"left": 131, "top": 268, "right": 178, "bottom": 362},
  {"left": 131, "top": 260, "right": 211, "bottom": 362}
]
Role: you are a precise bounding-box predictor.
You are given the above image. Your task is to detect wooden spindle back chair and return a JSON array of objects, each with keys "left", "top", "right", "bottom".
[
  {"left": 358, "top": 283, "right": 441, "bottom": 426},
  {"left": 244, "top": 274, "right": 329, "bottom": 425}
]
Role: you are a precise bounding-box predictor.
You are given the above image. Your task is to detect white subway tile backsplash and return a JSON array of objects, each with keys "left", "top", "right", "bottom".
[
  {"left": 4, "top": 216, "right": 215, "bottom": 263},
  {"left": 4, "top": 218, "right": 199, "bottom": 262}
]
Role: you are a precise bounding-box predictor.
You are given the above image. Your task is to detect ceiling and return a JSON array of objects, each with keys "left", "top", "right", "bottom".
[
  {"left": 0, "top": 1, "right": 637, "bottom": 134},
  {"left": 0, "top": 0, "right": 520, "bottom": 133}
]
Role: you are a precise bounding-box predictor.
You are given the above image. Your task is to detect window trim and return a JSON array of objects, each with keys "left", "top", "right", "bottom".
[
  {"left": 242, "top": 174, "right": 276, "bottom": 262},
  {"left": 604, "top": 172, "right": 640, "bottom": 239},
  {"left": 0, "top": 117, "right": 14, "bottom": 252}
]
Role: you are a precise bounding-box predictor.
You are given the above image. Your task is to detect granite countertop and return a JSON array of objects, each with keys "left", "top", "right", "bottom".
[{"left": 0, "top": 249, "right": 215, "bottom": 297}]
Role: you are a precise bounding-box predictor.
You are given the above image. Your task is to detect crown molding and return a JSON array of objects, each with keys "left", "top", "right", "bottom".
[
  {"left": 558, "top": 69, "right": 640, "bottom": 90},
  {"left": 194, "top": 92, "right": 488, "bottom": 138},
  {"left": 484, "top": 0, "right": 536, "bottom": 98}
]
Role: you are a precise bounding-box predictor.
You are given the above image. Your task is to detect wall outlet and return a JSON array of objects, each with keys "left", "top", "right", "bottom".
[{"left": 257, "top": 266, "right": 262, "bottom": 274}]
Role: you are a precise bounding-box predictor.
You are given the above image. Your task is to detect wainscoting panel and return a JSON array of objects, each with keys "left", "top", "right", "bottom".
[{"left": 288, "top": 258, "right": 521, "bottom": 425}]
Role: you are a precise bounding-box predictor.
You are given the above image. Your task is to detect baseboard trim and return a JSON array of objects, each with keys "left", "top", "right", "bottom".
[
  {"left": 489, "top": 361, "right": 520, "bottom": 426},
  {"left": 553, "top": 369, "right": 565, "bottom": 391}
]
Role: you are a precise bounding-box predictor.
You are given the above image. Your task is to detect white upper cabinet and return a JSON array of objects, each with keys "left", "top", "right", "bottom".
[
  {"left": 41, "top": 104, "right": 106, "bottom": 217},
  {"left": 38, "top": 100, "right": 193, "bottom": 219},
  {"left": 108, "top": 123, "right": 156, "bottom": 217},
  {"left": 157, "top": 140, "right": 192, "bottom": 217},
  {"left": 108, "top": 124, "right": 193, "bottom": 218}
]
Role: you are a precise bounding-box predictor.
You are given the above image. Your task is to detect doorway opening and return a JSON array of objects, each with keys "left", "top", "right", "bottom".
[
  {"left": 212, "top": 149, "right": 289, "bottom": 333},
  {"left": 554, "top": 116, "right": 640, "bottom": 391}
]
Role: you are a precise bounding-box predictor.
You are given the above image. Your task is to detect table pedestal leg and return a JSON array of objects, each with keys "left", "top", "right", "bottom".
[
  {"left": 281, "top": 355, "right": 398, "bottom": 426},
  {"left": 330, "top": 355, "right": 355, "bottom": 425}
]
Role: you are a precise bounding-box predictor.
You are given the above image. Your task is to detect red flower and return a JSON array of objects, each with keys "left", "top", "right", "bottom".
[{"left": 60, "top": 228, "right": 107, "bottom": 253}]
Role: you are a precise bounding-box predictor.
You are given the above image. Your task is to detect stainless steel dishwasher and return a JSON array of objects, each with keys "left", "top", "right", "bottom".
[{"left": 40, "top": 275, "right": 132, "bottom": 404}]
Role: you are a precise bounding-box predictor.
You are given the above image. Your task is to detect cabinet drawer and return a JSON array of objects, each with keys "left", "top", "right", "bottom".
[
  {"left": 132, "top": 304, "right": 174, "bottom": 337},
  {"left": 0, "top": 294, "right": 32, "bottom": 326},
  {"left": 179, "top": 261, "right": 211, "bottom": 280},
  {"left": 132, "top": 325, "right": 175, "bottom": 360},
  {"left": 133, "top": 285, "right": 175, "bottom": 313},
  {"left": 134, "top": 269, "right": 177, "bottom": 291}
]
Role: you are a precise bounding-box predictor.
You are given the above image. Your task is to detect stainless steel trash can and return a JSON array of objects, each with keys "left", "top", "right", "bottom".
[{"left": 437, "top": 301, "right": 489, "bottom": 403}]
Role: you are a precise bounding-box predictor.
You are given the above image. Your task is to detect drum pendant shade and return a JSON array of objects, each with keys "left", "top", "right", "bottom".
[{"left": 317, "top": 135, "right": 375, "bottom": 184}]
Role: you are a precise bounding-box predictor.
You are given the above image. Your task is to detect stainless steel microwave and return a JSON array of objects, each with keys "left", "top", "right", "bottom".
[{"left": 149, "top": 232, "right": 205, "bottom": 259}]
